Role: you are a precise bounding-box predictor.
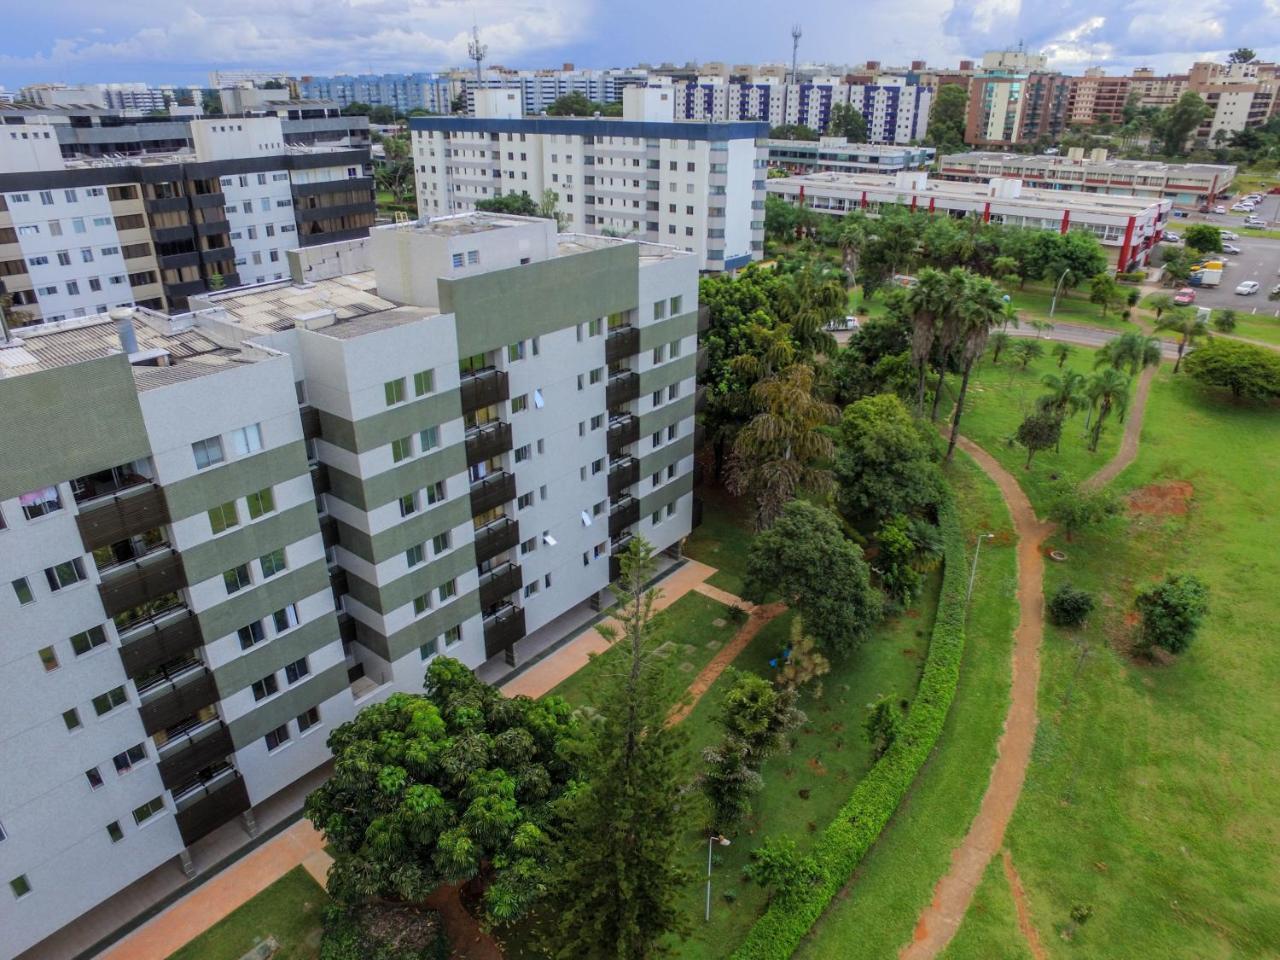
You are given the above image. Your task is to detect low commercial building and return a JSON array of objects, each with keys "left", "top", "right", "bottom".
[
  {"left": 0, "top": 212, "right": 701, "bottom": 960},
  {"left": 767, "top": 171, "right": 1172, "bottom": 272},
  {"left": 766, "top": 139, "right": 934, "bottom": 175},
  {"left": 939, "top": 150, "right": 1235, "bottom": 206}
]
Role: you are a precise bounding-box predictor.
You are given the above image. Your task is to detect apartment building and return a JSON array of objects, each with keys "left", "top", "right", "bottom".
[
  {"left": 0, "top": 212, "right": 702, "bottom": 958},
  {"left": 767, "top": 139, "right": 935, "bottom": 175},
  {"left": 939, "top": 150, "right": 1235, "bottom": 206},
  {"left": 461, "top": 68, "right": 652, "bottom": 114},
  {"left": 0, "top": 115, "right": 374, "bottom": 325},
  {"left": 17, "top": 83, "right": 178, "bottom": 114},
  {"left": 298, "top": 73, "right": 454, "bottom": 115},
  {"left": 768, "top": 171, "right": 1172, "bottom": 273},
  {"left": 411, "top": 86, "right": 768, "bottom": 272}
]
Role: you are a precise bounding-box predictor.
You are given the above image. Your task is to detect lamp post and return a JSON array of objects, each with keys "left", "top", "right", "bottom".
[
  {"left": 1048, "top": 268, "right": 1071, "bottom": 319},
  {"left": 705, "top": 834, "right": 731, "bottom": 922},
  {"left": 966, "top": 533, "right": 995, "bottom": 610}
]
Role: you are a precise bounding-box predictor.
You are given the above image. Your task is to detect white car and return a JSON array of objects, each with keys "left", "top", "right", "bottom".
[
  {"left": 1245, "top": 217, "right": 1266, "bottom": 227},
  {"left": 1162, "top": 232, "right": 1181, "bottom": 243},
  {"left": 1221, "top": 231, "right": 1239, "bottom": 240},
  {"left": 1214, "top": 205, "right": 1226, "bottom": 214},
  {"left": 1233, "top": 203, "right": 1255, "bottom": 212},
  {"left": 1222, "top": 243, "right": 1242, "bottom": 254},
  {"left": 1235, "top": 281, "right": 1260, "bottom": 295}
]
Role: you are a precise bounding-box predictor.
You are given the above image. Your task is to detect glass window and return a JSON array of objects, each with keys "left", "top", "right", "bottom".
[
  {"left": 192, "top": 436, "right": 225, "bottom": 469},
  {"left": 272, "top": 604, "right": 299, "bottom": 633},
  {"left": 63, "top": 708, "right": 81, "bottom": 731},
  {"left": 224, "top": 564, "right": 252, "bottom": 594},
  {"left": 297, "top": 707, "right": 321, "bottom": 733},
  {"left": 391, "top": 436, "right": 413, "bottom": 462},
  {"left": 508, "top": 341, "right": 526, "bottom": 362},
  {"left": 399, "top": 493, "right": 418, "bottom": 517},
  {"left": 92, "top": 685, "right": 128, "bottom": 716},
  {"left": 107, "top": 821, "right": 124, "bottom": 843},
  {"left": 252, "top": 674, "right": 279, "bottom": 701},
  {"left": 384, "top": 378, "right": 406, "bottom": 406},
  {"left": 284, "top": 657, "right": 310, "bottom": 684},
  {"left": 406, "top": 544, "right": 425, "bottom": 567},
  {"left": 258, "top": 549, "right": 287, "bottom": 579},
  {"left": 45, "top": 558, "right": 87, "bottom": 591},
  {"left": 38, "top": 646, "right": 58, "bottom": 672},
  {"left": 69, "top": 625, "right": 108, "bottom": 656},
  {"left": 426, "top": 481, "right": 445, "bottom": 505},
  {"left": 653, "top": 345, "right": 666, "bottom": 364},
  {"left": 85, "top": 767, "right": 104, "bottom": 789},
  {"left": 208, "top": 501, "right": 238, "bottom": 534},
  {"left": 654, "top": 300, "right": 666, "bottom": 320},
  {"left": 132, "top": 796, "right": 165, "bottom": 826},
  {"left": 419, "top": 426, "right": 439, "bottom": 451},
  {"left": 438, "top": 579, "right": 457, "bottom": 602},
  {"left": 444, "top": 625, "right": 462, "bottom": 646},
  {"left": 511, "top": 394, "right": 528, "bottom": 414},
  {"left": 246, "top": 487, "right": 275, "bottom": 519},
  {"left": 112, "top": 743, "right": 146, "bottom": 774},
  {"left": 12, "top": 578, "right": 34, "bottom": 605},
  {"left": 10, "top": 875, "right": 31, "bottom": 899},
  {"left": 413, "top": 370, "right": 434, "bottom": 396},
  {"left": 238, "top": 620, "right": 266, "bottom": 649},
  {"left": 20, "top": 485, "right": 62, "bottom": 519},
  {"left": 413, "top": 593, "right": 431, "bottom": 616},
  {"left": 230, "top": 424, "right": 263, "bottom": 456}
]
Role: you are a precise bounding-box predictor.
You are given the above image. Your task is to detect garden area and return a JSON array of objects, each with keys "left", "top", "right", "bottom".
[{"left": 166, "top": 867, "right": 326, "bottom": 960}]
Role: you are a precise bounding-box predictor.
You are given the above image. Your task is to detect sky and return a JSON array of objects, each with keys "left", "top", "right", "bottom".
[{"left": 1, "top": 0, "right": 1279, "bottom": 89}]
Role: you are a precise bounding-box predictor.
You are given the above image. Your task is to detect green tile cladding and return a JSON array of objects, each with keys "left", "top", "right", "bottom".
[
  {"left": 440, "top": 242, "right": 639, "bottom": 356},
  {"left": 212, "top": 614, "right": 339, "bottom": 697},
  {"left": 227, "top": 661, "right": 348, "bottom": 749},
  {"left": 326, "top": 442, "right": 467, "bottom": 512},
  {"left": 639, "top": 433, "right": 695, "bottom": 478},
  {"left": 181, "top": 503, "right": 320, "bottom": 585},
  {"left": 163, "top": 442, "right": 310, "bottom": 522},
  {"left": 639, "top": 310, "right": 698, "bottom": 351},
  {"left": 318, "top": 390, "right": 460, "bottom": 455},
  {"left": 638, "top": 394, "right": 695, "bottom": 437},
  {"left": 196, "top": 559, "right": 331, "bottom": 643},
  {"left": 353, "top": 591, "right": 482, "bottom": 662},
  {"left": 0, "top": 356, "right": 151, "bottom": 501},
  {"left": 640, "top": 470, "right": 695, "bottom": 517},
  {"left": 334, "top": 495, "right": 473, "bottom": 566},
  {"left": 639, "top": 354, "right": 697, "bottom": 396},
  {"left": 343, "top": 541, "right": 477, "bottom": 616}
]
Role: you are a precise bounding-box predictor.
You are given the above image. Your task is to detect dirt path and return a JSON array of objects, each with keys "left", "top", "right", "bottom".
[
  {"left": 666, "top": 600, "right": 787, "bottom": 726},
  {"left": 899, "top": 435, "right": 1051, "bottom": 960},
  {"left": 1001, "top": 849, "right": 1048, "bottom": 960},
  {"left": 1083, "top": 362, "right": 1157, "bottom": 491}
]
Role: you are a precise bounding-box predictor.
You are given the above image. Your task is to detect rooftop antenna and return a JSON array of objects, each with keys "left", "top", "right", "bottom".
[
  {"left": 467, "top": 23, "right": 487, "bottom": 87},
  {"left": 790, "top": 24, "right": 802, "bottom": 84}
]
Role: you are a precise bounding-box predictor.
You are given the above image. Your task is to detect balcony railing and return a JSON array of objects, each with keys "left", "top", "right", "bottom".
[
  {"left": 299, "top": 405, "right": 322, "bottom": 440},
  {"left": 469, "top": 471, "right": 516, "bottom": 517},
  {"left": 607, "top": 415, "right": 640, "bottom": 455},
  {"left": 473, "top": 516, "right": 519, "bottom": 565},
  {"left": 482, "top": 604, "right": 526, "bottom": 659},
  {"left": 93, "top": 534, "right": 170, "bottom": 575},
  {"left": 606, "top": 371, "right": 640, "bottom": 409},
  {"left": 98, "top": 548, "right": 188, "bottom": 621},
  {"left": 608, "top": 457, "right": 640, "bottom": 498},
  {"left": 609, "top": 497, "right": 640, "bottom": 538},
  {"left": 459, "top": 367, "right": 509, "bottom": 415},
  {"left": 605, "top": 325, "right": 640, "bottom": 365},
  {"left": 174, "top": 769, "right": 251, "bottom": 846},
  {"left": 71, "top": 466, "right": 151, "bottom": 505},
  {"left": 311, "top": 463, "right": 330, "bottom": 497},
  {"left": 75, "top": 483, "right": 170, "bottom": 551},
  {"left": 465, "top": 420, "right": 513, "bottom": 466},
  {"left": 137, "top": 668, "right": 218, "bottom": 736},
  {"left": 157, "top": 720, "right": 235, "bottom": 791},
  {"left": 137, "top": 657, "right": 206, "bottom": 704},
  {"left": 117, "top": 607, "right": 203, "bottom": 680},
  {"left": 478, "top": 561, "right": 523, "bottom": 609}
]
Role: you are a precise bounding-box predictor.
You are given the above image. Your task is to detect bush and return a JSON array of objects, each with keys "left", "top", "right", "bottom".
[
  {"left": 1048, "top": 583, "right": 1095, "bottom": 627},
  {"left": 1116, "top": 271, "right": 1147, "bottom": 283},
  {"left": 1127, "top": 289, "right": 1141, "bottom": 306},
  {"left": 733, "top": 501, "right": 968, "bottom": 959},
  {"left": 1135, "top": 572, "right": 1210, "bottom": 654}
]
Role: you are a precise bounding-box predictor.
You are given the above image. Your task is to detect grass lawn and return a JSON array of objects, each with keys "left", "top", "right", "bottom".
[
  {"left": 1140, "top": 293, "right": 1280, "bottom": 349},
  {"left": 940, "top": 858, "right": 1035, "bottom": 960},
  {"left": 1009, "top": 285, "right": 1140, "bottom": 333},
  {"left": 791, "top": 450, "right": 1020, "bottom": 960},
  {"left": 546, "top": 591, "right": 738, "bottom": 710},
  {"left": 948, "top": 366, "right": 1280, "bottom": 956},
  {"left": 166, "top": 867, "right": 326, "bottom": 960},
  {"left": 683, "top": 484, "right": 758, "bottom": 597},
  {"left": 941, "top": 344, "right": 1124, "bottom": 514}
]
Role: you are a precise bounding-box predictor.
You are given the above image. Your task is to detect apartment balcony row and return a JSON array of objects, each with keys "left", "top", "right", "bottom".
[
  {"left": 473, "top": 515, "right": 520, "bottom": 565},
  {"left": 606, "top": 370, "right": 640, "bottom": 409},
  {"left": 478, "top": 561, "right": 523, "bottom": 609},
  {"left": 98, "top": 547, "right": 188, "bottom": 622},
  {"left": 75, "top": 482, "right": 171, "bottom": 551},
  {"left": 482, "top": 603, "right": 526, "bottom": 659},
  {"left": 469, "top": 470, "right": 516, "bottom": 517},
  {"left": 465, "top": 420, "right": 513, "bottom": 467},
  {"left": 156, "top": 716, "right": 235, "bottom": 791},
  {"left": 117, "top": 606, "right": 204, "bottom": 681},
  {"left": 172, "top": 765, "right": 251, "bottom": 847},
  {"left": 137, "top": 665, "right": 218, "bottom": 736},
  {"left": 608, "top": 496, "right": 640, "bottom": 539},
  {"left": 605, "top": 324, "right": 641, "bottom": 365},
  {"left": 460, "top": 367, "right": 509, "bottom": 416},
  {"left": 606, "top": 414, "right": 639, "bottom": 456},
  {"left": 607, "top": 456, "right": 640, "bottom": 498}
]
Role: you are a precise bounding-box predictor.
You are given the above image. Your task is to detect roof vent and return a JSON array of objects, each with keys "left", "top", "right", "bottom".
[{"left": 110, "top": 307, "right": 139, "bottom": 355}]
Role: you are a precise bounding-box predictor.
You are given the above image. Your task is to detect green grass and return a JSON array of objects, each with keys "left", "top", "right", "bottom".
[
  {"left": 546, "top": 591, "right": 737, "bottom": 710},
  {"left": 791, "top": 451, "right": 1019, "bottom": 959},
  {"left": 943, "top": 345, "right": 1124, "bottom": 514},
  {"left": 166, "top": 867, "right": 326, "bottom": 960},
  {"left": 1009, "top": 285, "right": 1140, "bottom": 333},
  {"left": 684, "top": 485, "right": 758, "bottom": 597},
  {"left": 940, "top": 859, "right": 1035, "bottom": 960},
  {"left": 947, "top": 366, "right": 1280, "bottom": 956}
]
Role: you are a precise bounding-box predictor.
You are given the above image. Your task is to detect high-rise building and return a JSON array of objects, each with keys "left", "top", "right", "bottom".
[
  {"left": 412, "top": 85, "right": 768, "bottom": 272},
  {"left": 0, "top": 211, "right": 701, "bottom": 960},
  {"left": 298, "top": 73, "right": 454, "bottom": 115}
]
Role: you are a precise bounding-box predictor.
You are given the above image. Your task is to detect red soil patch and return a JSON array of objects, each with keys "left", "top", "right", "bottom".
[{"left": 1128, "top": 481, "right": 1193, "bottom": 516}]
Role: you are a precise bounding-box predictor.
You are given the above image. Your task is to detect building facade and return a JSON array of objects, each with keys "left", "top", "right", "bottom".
[
  {"left": 410, "top": 87, "right": 768, "bottom": 272},
  {"left": 0, "top": 212, "right": 702, "bottom": 960},
  {"left": 766, "top": 139, "right": 935, "bottom": 174},
  {"left": 298, "top": 73, "right": 454, "bottom": 115}
]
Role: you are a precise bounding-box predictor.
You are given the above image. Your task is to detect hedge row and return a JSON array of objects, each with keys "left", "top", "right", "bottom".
[
  {"left": 732, "top": 498, "right": 970, "bottom": 959},
  {"left": 1116, "top": 271, "right": 1148, "bottom": 283}
]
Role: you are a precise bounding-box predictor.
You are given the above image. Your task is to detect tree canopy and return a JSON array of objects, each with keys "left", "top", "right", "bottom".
[
  {"left": 1184, "top": 339, "right": 1280, "bottom": 401},
  {"left": 546, "top": 92, "right": 621, "bottom": 116},
  {"left": 828, "top": 103, "right": 868, "bottom": 142},
  {"left": 1136, "top": 573, "right": 1210, "bottom": 654},
  {"left": 835, "top": 393, "right": 945, "bottom": 527},
  {"left": 475, "top": 192, "right": 541, "bottom": 217},
  {"left": 924, "top": 84, "right": 967, "bottom": 151},
  {"left": 769, "top": 124, "right": 820, "bottom": 141}
]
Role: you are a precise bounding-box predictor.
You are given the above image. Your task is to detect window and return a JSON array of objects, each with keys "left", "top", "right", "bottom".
[
  {"left": 39, "top": 190, "right": 53, "bottom": 205},
  {"left": 514, "top": 444, "right": 531, "bottom": 463},
  {"left": 45, "top": 558, "right": 87, "bottom": 591},
  {"left": 654, "top": 300, "right": 667, "bottom": 320},
  {"left": 438, "top": 579, "right": 457, "bottom": 602},
  {"left": 413, "top": 593, "right": 432, "bottom": 616},
  {"left": 85, "top": 767, "right": 104, "bottom": 789},
  {"left": 224, "top": 564, "right": 252, "bottom": 594},
  {"left": 106, "top": 821, "right": 124, "bottom": 843},
  {"left": 272, "top": 604, "right": 300, "bottom": 633},
  {"left": 63, "top": 708, "right": 82, "bottom": 731},
  {"left": 425, "top": 481, "right": 446, "bottom": 505},
  {"left": 246, "top": 487, "right": 275, "bottom": 519},
  {"left": 12, "top": 578, "right": 34, "bottom": 605},
  {"left": 208, "top": 500, "right": 238, "bottom": 534},
  {"left": 266, "top": 723, "right": 289, "bottom": 749},
  {"left": 518, "top": 492, "right": 533, "bottom": 510},
  {"left": 391, "top": 436, "right": 413, "bottom": 462},
  {"left": 668, "top": 424, "right": 678, "bottom": 441},
  {"left": 132, "top": 796, "right": 165, "bottom": 826},
  {"left": 508, "top": 341, "right": 525, "bottom": 362},
  {"left": 192, "top": 436, "right": 225, "bottom": 469},
  {"left": 399, "top": 492, "right": 418, "bottom": 517},
  {"left": 451, "top": 252, "right": 464, "bottom": 268},
  {"left": 521, "top": 537, "right": 537, "bottom": 555},
  {"left": 589, "top": 367, "right": 604, "bottom": 385},
  {"left": 70, "top": 625, "right": 108, "bottom": 656},
  {"left": 670, "top": 295, "right": 683, "bottom": 314},
  {"left": 238, "top": 620, "right": 266, "bottom": 649},
  {"left": 444, "top": 625, "right": 462, "bottom": 647},
  {"left": 652, "top": 431, "right": 662, "bottom": 449},
  {"left": 230, "top": 424, "right": 263, "bottom": 456},
  {"left": 524, "top": 581, "right": 539, "bottom": 598},
  {"left": 588, "top": 318, "right": 602, "bottom": 337},
  {"left": 38, "top": 646, "right": 58, "bottom": 671},
  {"left": 259, "top": 549, "right": 287, "bottom": 579},
  {"left": 284, "top": 657, "right": 310, "bottom": 684},
  {"left": 414, "top": 425, "right": 440, "bottom": 454},
  {"left": 544, "top": 573, "right": 553, "bottom": 589},
  {"left": 297, "top": 706, "right": 321, "bottom": 733},
  {"left": 92, "top": 685, "right": 128, "bottom": 716},
  {"left": 591, "top": 458, "right": 605, "bottom": 475},
  {"left": 511, "top": 394, "right": 528, "bottom": 414},
  {"left": 432, "top": 532, "right": 451, "bottom": 554},
  {"left": 653, "top": 345, "right": 666, "bottom": 364},
  {"left": 20, "top": 485, "right": 62, "bottom": 519},
  {"left": 11, "top": 876, "right": 31, "bottom": 899},
  {"left": 414, "top": 369, "right": 435, "bottom": 396},
  {"left": 252, "top": 674, "right": 279, "bottom": 701},
  {"left": 406, "top": 544, "right": 425, "bottom": 567},
  {"left": 113, "top": 743, "right": 147, "bottom": 774},
  {"left": 81, "top": 247, "right": 94, "bottom": 263},
  {"left": 384, "top": 377, "right": 406, "bottom": 406}
]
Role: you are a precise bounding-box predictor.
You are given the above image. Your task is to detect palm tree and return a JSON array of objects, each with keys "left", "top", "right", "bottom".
[
  {"left": 989, "top": 330, "right": 1012, "bottom": 364},
  {"left": 776, "top": 267, "right": 841, "bottom": 356},
  {"left": 1085, "top": 368, "right": 1131, "bottom": 452},
  {"left": 1038, "top": 370, "right": 1088, "bottom": 419},
  {"left": 835, "top": 213, "right": 869, "bottom": 288},
  {"left": 1146, "top": 292, "right": 1174, "bottom": 322},
  {"left": 945, "top": 274, "right": 1007, "bottom": 461},
  {"left": 1052, "top": 342, "right": 1074, "bottom": 368},
  {"left": 905, "top": 268, "right": 950, "bottom": 416},
  {"left": 725, "top": 363, "right": 840, "bottom": 530},
  {"left": 1155, "top": 309, "right": 1210, "bottom": 373},
  {"left": 929, "top": 268, "right": 977, "bottom": 421},
  {"left": 1095, "top": 332, "right": 1162, "bottom": 376}
]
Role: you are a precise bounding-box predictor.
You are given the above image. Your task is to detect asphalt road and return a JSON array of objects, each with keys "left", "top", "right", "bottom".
[
  {"left": 1166, "top": 194, "right": 1280, "bottom": 313},
  {"left": 1006, "top": 321, "right": 1181, "bottom": 360}
]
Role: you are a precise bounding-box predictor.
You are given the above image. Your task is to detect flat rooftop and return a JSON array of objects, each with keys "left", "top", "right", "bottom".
[
  {"left": 941, "top": 152, "right": 1234, "bottom": 176},
  {"left": 194, "top": 272, "right": 423, "bottom": 337},
  {"left": 766, "top": 140, "right": 933, "bottom": 154}
]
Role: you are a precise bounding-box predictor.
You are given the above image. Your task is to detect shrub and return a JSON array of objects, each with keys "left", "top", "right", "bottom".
[
  {"left": 1048, "top": 583, "right": 1095, "bottom": 627},
  {"left": 1116, "top": 271, "right": 1147, "bottom": 283},
  {"left": 1127, "top": 289, "right": 1141, "bottom": 306},
  {"left": 1135, "top": 573, "right": 1210, "bottom": 654}
]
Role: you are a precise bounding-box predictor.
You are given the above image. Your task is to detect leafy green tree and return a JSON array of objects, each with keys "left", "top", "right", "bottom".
[
  {"left": 769, "top": 123, "right": 820, "bottom": 140},
  {"left": 924, "top": 84, "right": 968, "bottom": 151},
  {"left": 745, "top": 500, "right": 882, "bottom": 659},
  {"left": 1228, "top": 47, "right": 1257, "bottom": 63},
  {"left": 1095, "top": 332, "right": 1162, "bottom": 376},
  {"left": 828, "top": 103, "right": 868, "bottom": 142},
  {"left": 1048, "top": 584, "right": 1096, "bottom": 627},
  {"left": 546, "top": 92, "right": 594, "bottom": 116},
  {"left": 775, "top": 620, "right": 831, "bottom": 693},
  {"left": 864, "top": 694, "right": 904, "bottom": 760},
  {"left": 449, "top": 94, "right": 466, "bottom": 113},
  {"left": 717, "top": 672, "right": 804, "bottom": 766},
  {"left": 989, "top": 330, "right": 1012, "bottom": 364},
  {"left": 700, "top": 739, "right": 760, "bottom": 834},
  {"left": 1088, "top": 273, "right": 1125, "bottom": 318},
  {"left": 1157, "top": 92, "right": 1211, "bottom": 154},
  {"left": 1159, "top": 247, "right": 1195, "bottom": 287},
  {"left": 1052, "top": 342, "right": 1074, "bottom": 368},
  {"left": 1048, "top": 484, "right": 1120, "bottom": 541},
  {"left": 540, "top": 538, "right": 690, "bottom": 959},
  {"left": 1010, "top": 338, "right": 1044, "bottom": 369},
  {"left": 775, "top": 265, "right": 842, "bottom": 355},
  {"left": 905, "top": 267, "right": 950, "bottom": 414},
  {"left": 875, "top": 513, "right": 940, "bottom": 607},
  {"left": 1184, "top": 338, "right": 1280, "bottom": 400},
  {"left": 830, "top": 310, "right": 911, "bottom": 403},
  {"left": 764, "top": 192, "right": 817, "bottom": 241},
  {"left": 943, "top": 272, "right": 1008, "bottom": 460},
  {"left": 1135, "top": 573, "right": 1210, "bottom": 654},
  {"left": 834, "top": 393, "right": 945, "bottom": 527},
  {"left": 538, "top": 189, "right": 567, "bottom": 230},
  {"left": 744, "top": 837, "right": 823, "bottom": 904},
  {"left": 475, "top": 192, "right": 540, "bottom": 216},
  {"left": 1016, "top": 411, "right": 1063, "bottom": 468},
  {"left": 1146, "top": 293, "right": 1175, "bottom": 321},
  {"left": 1213, "top": 309, "right": 1237, "bottom": 333},
  {"left": 305, "top": 659, "right": 580, "bottom": 923},
  {"left": 1155, "top": 308, "right": 1210, "bottom": 373},
  {"left": 1183, "top": 223, "right": 1223, "bottom": 254},
  {"left": 369, "top": 105, "right": 397, "bottom": 124},
  {"left": 1084, "top": 367, "right": 1131, "bottom": 451},
  {"left": 340, "top": 101, "right": 372, "bottom": 116}
]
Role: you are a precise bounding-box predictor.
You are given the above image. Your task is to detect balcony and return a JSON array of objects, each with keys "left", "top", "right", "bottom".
[
  {"left": 310, "top": 462, "right": 330, "bottom": 497},
  {"left": 98, "top": 548, "right": 188, "bottom": 621},
  {"left": 157, "top": 720, "right": 235, "bottom": 790},
  {"left": 473, "top": 516, "right": 519, "bottom": 565},
  {"left": 459, "top": 368, "right": 509, "bottom": 415},
  {"left": 299, "top": 405, "right": 322, "bottom": 440},
  {"left": 478, "top": 561, "right": 523, "bottom": 609},
  {"left": 138, "top": 667, "right": 218, "bottom": 735},
  {"left": 609, "top": 497, "right": 640, "bottom": 538},
  {"left": 465, "top": 420, "right": 513, "bottom": 466},
  {"left": 469, "top": 471, "right": 516, "bottom": 516},
  {"left": 608, "top": 457, "right": 640, "bottom": 498},
  {"left": 173, "top": 768, "right": 251, "bottom": 846},
  {"left": 607, "top": 415, "right": 640, "bottom": 455},
  {"left": 75, "top": 483, "right": 170, "bottom": 551},
  {"left": 606, "top": 371, "right": 640, "bottom": 409},
  {"left": 319, "top": 514, "right": 339, "bottom": 549},
  {"left": 483, "top": 604, "right": 526, "bottom": 659},
  {"left": 138, "top": 657, "right": 206, "bottom": 703},
  {"left": 72, "top": 464, "right": 151, "bottom": 504},
  {"left": 117, "top": 607, "right": 203, "bottom": 680},
  {"left": 698, "top": 304, "right": 710, "bottom": 333},
  {"left": 605, "top": 325, "right": 640, "bottom": 365}
]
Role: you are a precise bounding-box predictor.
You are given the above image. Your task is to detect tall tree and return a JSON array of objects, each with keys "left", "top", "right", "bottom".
[
  {"left": 1184, "top": 338, "right": 1280, "bottom": 400},
  {"left": 1085, "top": 368, "right": 1131, "bottom": 451},
  {"left": 769, "top": 124, "right": 820, "bottom": 141},
  {"left": 828, "top": 103, "right": 868, "bottom": 142},
  {"left": 1038, "top": 369, "right": 1088, "bottom": 422},
  {"left": 905, "top": 267, "right": 950, "bottom": 416},
  {"left": 476, "top": 192, "right": 540, "bottom": 216},
  {"left": 944, "top": 272, "right": 1007, "bottom": 460},
  {"left": 1155, "top": 309, "right": 1210, "bottom": 373},
  {"left": 1088, "top": 272, "right": 1125, "bottom": 318},
  {"left": 1228, "top": 47, "right": 1257, "bottom": 64},
  {"left": 540, "top": 538, "right": 690, "bottom": 959},
  {"left": 1095, "top": 332, "right": 1162, "bottom": 376},
  {"left": 835, "top": 393, "right": 945, "bottom": 527},
  {"left": 775, "top": 266, "right": 842, "bottom": 355},
  {"left": 1146, "top": 292, "right": 1175, "bottom": 321},
  {"left": 925, "top": 84, "right": 968, "bottom": 150},
  {"left": 1016, "top": 411, "right": 1064, "bottom": 468},
  {"left": 1157, "top": 92, "right": 1211, "bottom": 154},
  {"left": 1183, "top": 224, "right": 1223, "bottom": 255}
]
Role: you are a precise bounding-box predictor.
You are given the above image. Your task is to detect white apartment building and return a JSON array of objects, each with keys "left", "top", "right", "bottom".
[{"left": 411, "top": 86, "right": 768, "bottom": 272}]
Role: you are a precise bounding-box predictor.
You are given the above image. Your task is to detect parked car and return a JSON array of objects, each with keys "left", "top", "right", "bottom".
[
  {"left": 1162, "top": 232, "right": 1181, "bottom": 243},
  {"left": 1174, "top": 287, "right": 1197, "bottom": 305},
  {"left": 1232, "top": 203, "right": 1251, "bottom": 212},
  {"left": 1272, "top": 283, "right": 1280, "bottom": 297},
  {"left": 1222, "top": 243, "right": 1242, "bottom": 254},
  {"left": 1235, "top": 281, "right": 1260, "bottom": 295},
  {"left": 1214, "top": 205, "right": 1226, "bottom": 214},
  {"left": 1245, "top": 216, "right": 1266, "bottom": 227},
  {"left": 1221, "top": 231, "right": 1239, "bottom": 240},
  {"left": 825, "top": 315, "right": 860, "bottom": 331}
]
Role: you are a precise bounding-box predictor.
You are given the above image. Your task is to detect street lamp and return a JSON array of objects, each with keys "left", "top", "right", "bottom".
[
  {"left": 966, "top": 533, "right": 995, "bottom": 611},
  {"left": 705, "top": 834, "right": 731, "bottom": 922},
  {"left": 1048, "top": 268, "right": 1071, "bottom": 319}
]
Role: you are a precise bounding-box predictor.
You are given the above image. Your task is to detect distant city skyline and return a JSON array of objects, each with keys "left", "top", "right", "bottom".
[{"left": 1, "top": 0, "right": 1278, "bottom": 89}]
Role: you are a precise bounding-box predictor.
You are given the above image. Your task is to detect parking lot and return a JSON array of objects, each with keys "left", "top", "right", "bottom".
[{"left": 1165, "top": 194, "right": 1280, "bottom": 312}]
